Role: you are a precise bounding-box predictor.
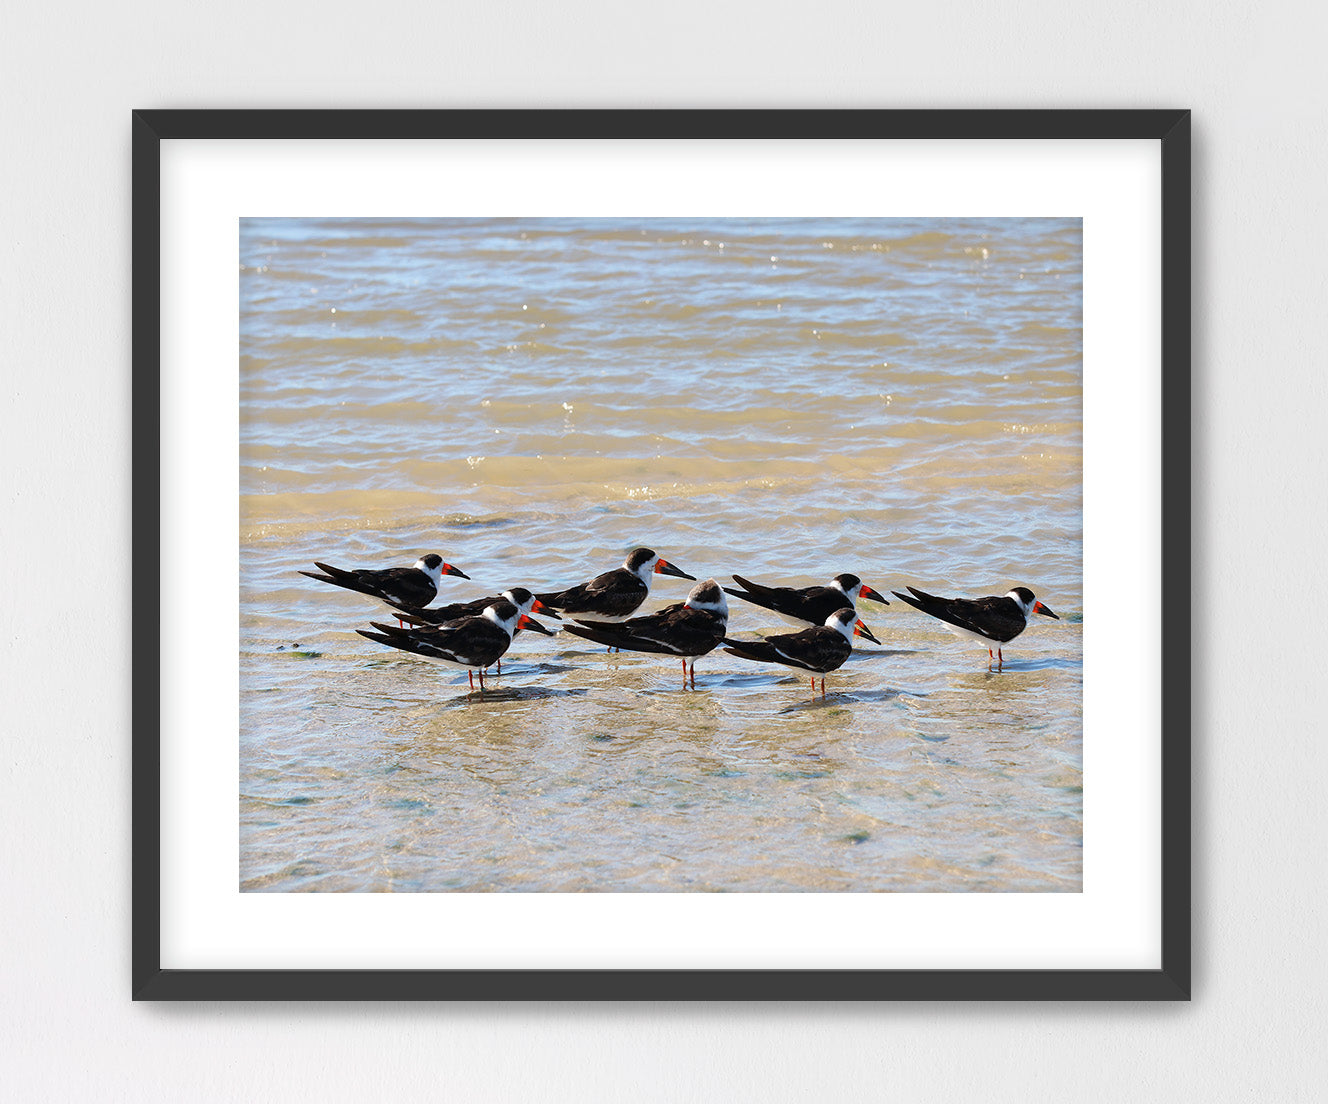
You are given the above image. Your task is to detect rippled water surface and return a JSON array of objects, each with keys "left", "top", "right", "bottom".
[{"left": 240, "top": 217, "right": 1082, "bottom": 892}]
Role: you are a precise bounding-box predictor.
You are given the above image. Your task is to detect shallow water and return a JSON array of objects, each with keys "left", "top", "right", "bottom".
[{"left": 240, "top": 216, "right": 1082, "bottom": 892}]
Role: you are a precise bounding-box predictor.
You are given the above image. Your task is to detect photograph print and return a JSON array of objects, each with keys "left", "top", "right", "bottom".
[{"left": 239, "top": 215, "right": 1083, "bottom": 894}]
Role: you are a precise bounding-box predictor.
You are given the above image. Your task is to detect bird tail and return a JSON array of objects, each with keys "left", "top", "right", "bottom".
[
  {"left": 891, "top": 588, "right": 928, "bottom": 611},
  {"left": 357, "top": 626, "right": 444, "bottom": 661},
  {"left": 721, "top": 637, "right": 780, "bottom": 663},
  {"left": 301, "top": 562, "right": 364, "bottom": 593},
  {"left": 561, "top": 622, "right": 622, "bottom": 648},
  {"left": 356, "top": 628, "right": 400, "bottom": 648},
  {"left": 367, "top": 620, "right": 426, "bottom": 637},
  {"left": 393, "top": 608, "right": 437, "bottom": 626}
]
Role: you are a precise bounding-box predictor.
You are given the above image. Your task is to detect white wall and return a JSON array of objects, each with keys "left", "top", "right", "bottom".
[{"left": 3, "top": 1, "right": 1323, "bottom": 1099}]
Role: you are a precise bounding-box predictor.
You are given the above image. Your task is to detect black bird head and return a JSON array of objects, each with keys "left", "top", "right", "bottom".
[{"left": 1011, "top": 586, "right": 1058, "bottom": 619}]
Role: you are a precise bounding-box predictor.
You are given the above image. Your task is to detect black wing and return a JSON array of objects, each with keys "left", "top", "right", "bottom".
[
  {"left": 537, "top": 567, "right": 647, "bottom": 618},
  {"left": 563, "top": 606, "right": 726, "bottom": 657},
  {"left": 357, "top": 617, "right": 510, "bottom": 667},
  {"left": 303, "top": 561, "right": 435, "bottom": 608},
  {"left": 391, "top": 595, "right": 498, "bottom": 625},
  {"left": 892, "top": 586, "right": 1025, "bottom": 643},
  {"left": 725, "top": 574, "right": 850, "bottom": 623},
  {"left": 722, "top": 625, "right": 851, "bottom": 674}
]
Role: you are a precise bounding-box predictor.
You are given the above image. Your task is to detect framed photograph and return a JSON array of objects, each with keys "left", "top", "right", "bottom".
[{"left": 134, "top": 110, "right": 1190, "bottom": 999}]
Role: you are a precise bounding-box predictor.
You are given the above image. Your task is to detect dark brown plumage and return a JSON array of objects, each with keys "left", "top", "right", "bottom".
[
  {"left": 356, "top": 600, "right": 553, "bottom": 691},
  {"left": 723, "top": 571, "right": 888, "bottom": 632},
  {"left": 391, "top": 586, "right": 561, "bottom": 626},
  {"left": 300, "top": 553, "right": 468, "bottom": 611},
  {"left": 890, "top": 585, "right": 1059, "bottom": 670},
  {"left": 536, "top": 548, "right": 695, "bottom": 623},
  {"left": 722, "top": 607, "right": 880, "bottom": 697},
  {"left": 561, "top": 579, "right": 727, "bottom": 687}
]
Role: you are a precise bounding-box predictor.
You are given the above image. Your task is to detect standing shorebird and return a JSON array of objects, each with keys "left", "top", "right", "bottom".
[
  {"left": 536, "top": 548, "right": 695, "bottom": 625},
  {"left": 723, "top": 571, "right": 889, "bottom": 631},
  {"left": 300, "top": 553, "right": 469, "bottom": 618},
  {"left": 890, "top": 585, "right": 1059, "bottom": 670},
  {"left": 356, "top": 599, "right": 554, "bottom": 692},
  {"left": 390, "top": 586, "right": 561, "bottom": 674},
  {"left": 390, "top": 586, "right": 561, "bottom": 627},
  {"left": 561, "top": 579, "right": 729, "bottom": 688},
  {"left": 722, "top": 607, "right": 880, "bottom": 698}
]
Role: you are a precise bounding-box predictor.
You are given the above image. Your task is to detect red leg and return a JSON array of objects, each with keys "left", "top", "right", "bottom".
[
  {"left": 997, "top": 648, "right": 1003, "bottom": 671},
  {"left": 820, "top": 677, "right": 826, "bottom": 700},
  {"left": 496, "top": 658, "right": 501, "bottom": 675},
  {"left": 478, "top": 667, "right": 485, "bottom": 691},
  {"left": 467, "top": 669, "right": 474, "bottom": 690}
]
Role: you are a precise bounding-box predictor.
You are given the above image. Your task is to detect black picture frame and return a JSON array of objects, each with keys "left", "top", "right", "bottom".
[{"left": 133, "top": 109, "right": 1191, "bottom": 1001}]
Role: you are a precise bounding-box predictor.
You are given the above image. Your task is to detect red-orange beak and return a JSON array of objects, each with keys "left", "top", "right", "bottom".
[
  {"left": 853, "top": 619, "right": 882, "bottom": 645},
  {"left": 517, "top": 614, "right": 555, "bottom": 635},
  {"left": 654, "top": 558, "right": 696, "bottom": 580},
  {"left": 530, "top": 598, "right": 562, "bottom": 620},
  {"left": 1033, "top": 600, "right": 1059, "bottom": 620},
  {"left": 859, "top": 585, "right": 889, "bottom": 605},
  {"left": 442, "top": 562, "right": 469, "bottom": 580}
]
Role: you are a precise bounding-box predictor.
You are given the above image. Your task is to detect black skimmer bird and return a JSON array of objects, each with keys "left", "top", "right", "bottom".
[
  {"left": 356, "top": 599, "right": 554, "bottom": 692},
  {"left": 392, "top": 586, "right": 561, "bottom": 674},
  {"left": 723, "top": 572, "right": 889, "bottom": 632},
  {"left": 560, "top": 579, "right": 728, "bottom": 688},
  {"left": 300, "top": 553, "right": 469, "bottom": 615},
  {"left": 535, "top": 548, "right": 695, "bottom": 624},
  {"left": 722, "top": 607, "right": 880, "bottom": 698},
  {"left": 392, "top": 587, "right": 562, "bottom": 627},
  {"left": 890, "top": 585, "right": 1059, "bottom": 671}
]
